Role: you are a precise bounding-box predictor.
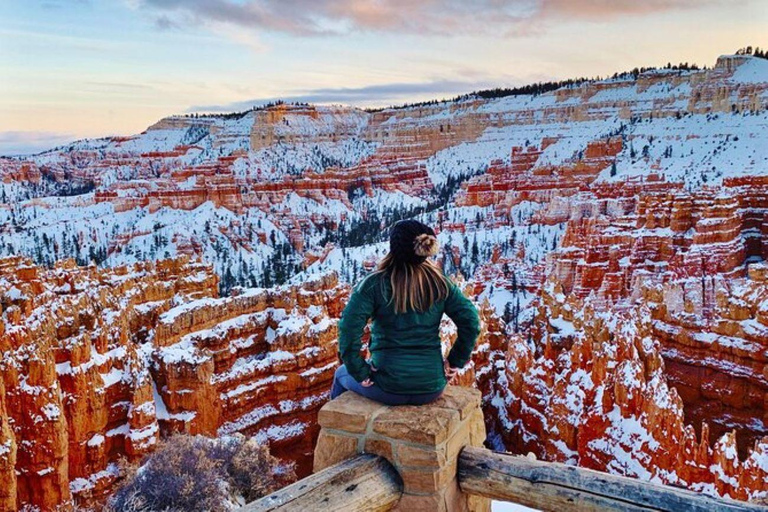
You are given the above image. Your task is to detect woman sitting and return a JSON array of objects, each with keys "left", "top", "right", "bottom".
[{"left": 331, "top": 219, "right": 480, "bottom": 406}]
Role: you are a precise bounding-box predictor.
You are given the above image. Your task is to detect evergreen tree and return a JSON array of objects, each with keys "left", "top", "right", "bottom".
[{"left": 503, "top": 302, "right": 513, "bottom": 324}]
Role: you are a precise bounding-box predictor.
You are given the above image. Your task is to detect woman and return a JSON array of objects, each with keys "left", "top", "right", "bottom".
[{"left": 331, "top": 219, "right": 480, "bottom": 406}]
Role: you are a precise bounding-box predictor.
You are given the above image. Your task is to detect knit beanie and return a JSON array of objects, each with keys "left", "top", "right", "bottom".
[{"left": 389, "top": 220, "right": 440, "bottom": 264}]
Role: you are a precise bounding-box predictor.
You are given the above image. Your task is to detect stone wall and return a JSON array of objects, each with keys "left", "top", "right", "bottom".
[{"left": 313, "top": 387, "right": 490, "bottom": 512}]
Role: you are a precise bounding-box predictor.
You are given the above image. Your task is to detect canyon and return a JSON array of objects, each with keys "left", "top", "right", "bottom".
[
  {"left": 1, "top": 53, "right": 768, "bottom": 509},
  {"left": 0, "top": 258, "right": 345, "bottom": 510}
]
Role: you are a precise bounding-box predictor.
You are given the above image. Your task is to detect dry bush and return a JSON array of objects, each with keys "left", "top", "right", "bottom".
[
  {"left": 228, "top": 438, "right": 295, "bottom": 502},
  {"left": 107, "top": 434, "right": 293, "bottom": 512}
]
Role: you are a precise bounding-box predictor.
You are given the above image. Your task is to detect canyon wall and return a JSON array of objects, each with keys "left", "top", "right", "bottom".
[
  {"left": 474, "top": 277, "right": 768, "bottom": 501},
  {"left": 0, "top": 257, "right": 346, "bottom": 510},
  {"left": 0, "top": 53, "right": 767, "bottom": 508}
]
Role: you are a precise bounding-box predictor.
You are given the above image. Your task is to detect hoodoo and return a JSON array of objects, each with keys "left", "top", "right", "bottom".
[{"left": 1, "top": 50, "right": 768, "bottom": 510}]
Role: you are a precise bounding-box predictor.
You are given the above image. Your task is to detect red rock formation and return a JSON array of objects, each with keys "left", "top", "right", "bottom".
[
  {"left": 539, "top": 179, "right": 768, "bottom": 455},
  {"left": 0, "top": 257, "right": 347, "bottom": 510},
  {"left": 455, "top": 136, "right": 622, "bottom": 213},
  {"left": 639, "top": 263, "right": 768, "bottom": 456},
  {"left": 0, "top": 54, "right": 767, "bottom": 509},
  {"left": 481, "top": 280, "right": 768, "bottom": 501},
  {"left": 0, "top": 373, "right": 17, "bottom": 512},
  {"left": 0, "top": 159, "right": 41, "bottom": 186},
  {"left": 151, "top": 272, "right": 347, "bottom": 477}
]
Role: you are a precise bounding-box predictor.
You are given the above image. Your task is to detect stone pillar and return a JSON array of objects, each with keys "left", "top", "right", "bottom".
[{"left": 314, "top": 386, "right": 490, "bottom": 512}]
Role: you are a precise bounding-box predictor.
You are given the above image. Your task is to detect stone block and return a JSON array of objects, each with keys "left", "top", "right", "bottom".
[
  {"left": 445, "top": 420, "right": 472, "bottom": 465},
  {"left": 442, "top": 477, "right": 490, "bottom": 512},
  {"left": 373, "top": 406, "right": 460, "bottom": 445},
  {"left": 393, "top": 493, "right": 446, "bottom": 512},
  {"left": 400, "top": 460, "right": 456, "bottom": 494},
  {"left": 441, "top": 479, "right": 470, "bottom": 512},
  {"left": 364, "top": 437, "right": 394, "bottom": 462},
  {"left": 312, "top": 430, "right": 359, "bottom": 472},
  {"left": 431, "top": 386, "right": 481, "bottom": 420},
  {"left": 398, "top": 444, "right": 446, "bottom": 469},
  {"left": 468, "top": 408, "right": 486, "bottom": 446},
  {"left": 467, "top": 494, "right": 491, "bottom": 512},
  {"left": 317, "top": 391, "right": 386, "bottom": 433}
]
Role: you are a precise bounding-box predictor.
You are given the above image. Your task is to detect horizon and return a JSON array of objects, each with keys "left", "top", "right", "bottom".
[
  {"left": 0, "top": 55, "right": 727, "bottom": 158},
  {"left": 1, "top": 0, "right": 767, "bottom": 154}
]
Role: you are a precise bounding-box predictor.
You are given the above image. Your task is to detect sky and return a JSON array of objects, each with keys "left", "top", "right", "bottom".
[{"left": 0, "top": 0, "right": 766, "bottom": 155}]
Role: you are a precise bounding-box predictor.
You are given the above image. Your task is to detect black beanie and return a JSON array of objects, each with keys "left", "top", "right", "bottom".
[{"left": 389, "top": 220, "right": 440, "bottom": 264}]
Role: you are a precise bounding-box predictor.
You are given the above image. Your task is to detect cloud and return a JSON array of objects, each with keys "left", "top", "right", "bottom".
[
  {"left": 188, "top": 78, "right": 498, "bottom": 112},
  {"left": 538, "top": 0, "right": 720, "bottom": 20},
  {"left": 154, "top": 14, "right": 180, "bottom": 30},
  {"left": 134, "top": 0, "right": 723, "bottom": 37},
  {"left": 0, "top": 131, "right": 77, "bottom": 157}
]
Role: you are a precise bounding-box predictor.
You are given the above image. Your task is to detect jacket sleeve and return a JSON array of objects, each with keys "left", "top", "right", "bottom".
[
  {"left": 443, "top": 280, "right": 480, "bottom": 369},
  {"left": 337, "top": 277, "right": 376, "bottom": 382}
]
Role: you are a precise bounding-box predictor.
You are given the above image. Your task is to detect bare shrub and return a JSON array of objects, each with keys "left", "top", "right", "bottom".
[
  {"left": 227, "top": 438, "right": 294, "bottom": 502},
  {"left": 107, "top": 434, "right": 293, "bottom": 512}
]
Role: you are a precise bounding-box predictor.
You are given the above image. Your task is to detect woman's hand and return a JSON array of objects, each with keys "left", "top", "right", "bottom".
[
  {"left": 444, "top": 359, "right": 459, "bottom": 384},
  {"left": 361, "top": 378, "right": 374, "bottom": 387}
]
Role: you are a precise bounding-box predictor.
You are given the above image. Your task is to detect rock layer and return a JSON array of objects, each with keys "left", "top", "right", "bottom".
[
  {"left": 0, "top": 257, "right": 346, "bottom": 510},
  {"left": 479, "top": 280, "right": 768, "bottom": 501},
  {"left": 0, "top": 53, "right": 768, "bottom": 508}
]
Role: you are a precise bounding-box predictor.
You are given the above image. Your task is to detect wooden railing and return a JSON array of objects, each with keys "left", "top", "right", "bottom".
[
  {"left": 243, "top": 454, "right": 402, "bottom": 512},
  {"left": 459, "top": 447, "right": 767, "bottom": 512},
  {"left": 246, "top": 447, "right": 768, "bottom": 512}
]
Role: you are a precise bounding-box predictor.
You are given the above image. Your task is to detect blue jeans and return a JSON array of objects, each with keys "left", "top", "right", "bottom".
[{"left": 330, "top": 364, "right": 444, "bottom": 406}]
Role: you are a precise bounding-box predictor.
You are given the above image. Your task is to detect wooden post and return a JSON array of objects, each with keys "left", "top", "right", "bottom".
[
  {"left": 242, "top": 454, "right": 402, "bottom": 512},
  {"left": 458, "top": 446, "right": 768, "bottom": 512}
]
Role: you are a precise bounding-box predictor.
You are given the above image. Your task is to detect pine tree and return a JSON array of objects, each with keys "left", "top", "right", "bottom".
[{"left": 503, "top": 302, "right": 513, "bottom": 324}]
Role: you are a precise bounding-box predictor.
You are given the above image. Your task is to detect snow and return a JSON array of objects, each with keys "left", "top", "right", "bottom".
[
  {"left": 106, "top": 424, "right": 130, "bottom": 437},
  {"left": 587, "top": 404, "right": 660, "bottom": 481},
  {"left": 160, "top": 296, "right": 220, "bottom": 325},
  {"left": 596, "top": 112, "right": 768, "bottom": 188},
  {"left": 253, "top": 420, "right": 307, "bottom": 444},
  {"left": 213, "top": 349, "right": 295, "bottom": 385},
  {"left": 69, "top": 463, "right": 120, "bottom": 494},
  {"left": 223, "top": 375, "right": 287, "bottom": 400},
  {"left": 2, "top": 58, "right": 768, "bottom": 505},
  {"left": 218, "top": 390, "right": 327, "bottom": 435},
  {"left": 2, "top": 58, "right": 766, "bottom": 301},
  {"left": 5, "top": 286, "right": 25, "bottom": 301},
  {"left": 128, "top": 423, "right": 159, "bottom": 443},
  {"left": 152, "top": 380, "right": 170, "bottom": 421},
  {"left": 87, "top": 434, "right": 105, "bottom": 447},
  {"left": 41, "top": 403, "right": 61, "bottom": 421},
  {"left": 730, "top": 56, "right": 768, "bottom": 84},
  {"left": 0, "top": 440, "right": 12, "bottom": 457},
  {"left": 101, "top": 367, "right": 127, "bottom": 388},
  {"left": 156, "top": 336, "right": 211, "bottom": 365},
  {"left": 492, "top": 502, "right": 539, "bottom": 511}
]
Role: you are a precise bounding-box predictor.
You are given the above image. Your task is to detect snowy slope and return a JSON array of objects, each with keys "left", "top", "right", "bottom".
[{"left": 0, "top": 54, "right": 766, "bottom": 299}]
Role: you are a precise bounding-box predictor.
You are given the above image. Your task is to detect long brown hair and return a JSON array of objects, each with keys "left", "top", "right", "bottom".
[{"left": 374, "top": 253, "right": 449, "bottom": 314}]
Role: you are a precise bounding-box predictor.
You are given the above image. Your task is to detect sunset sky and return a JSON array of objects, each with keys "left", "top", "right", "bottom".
[{"left": 1, "top": 0, "right": 766, "bottom": 155}]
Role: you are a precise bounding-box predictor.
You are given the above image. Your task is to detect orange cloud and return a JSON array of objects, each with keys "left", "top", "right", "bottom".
[{"left": 136, "top": 0, "right": 725, "bottom": 37}]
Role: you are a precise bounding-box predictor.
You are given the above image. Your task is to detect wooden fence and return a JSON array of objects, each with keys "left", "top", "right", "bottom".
[{"left": 246, "top": 447, "right": 768, "bottom": 512}]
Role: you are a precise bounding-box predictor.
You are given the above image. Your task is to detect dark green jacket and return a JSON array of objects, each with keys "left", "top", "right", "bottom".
[{"left": 337, "top": 271, "right": 481, "bottom": 395}]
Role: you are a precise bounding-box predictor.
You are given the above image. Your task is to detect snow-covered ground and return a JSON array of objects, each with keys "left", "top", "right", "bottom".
[
  {"left": 493, "top": 501, "right": 539, "bottom": 511},
  {"left": 0, "top": 54, "right": 766, "bottom": 302}
]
